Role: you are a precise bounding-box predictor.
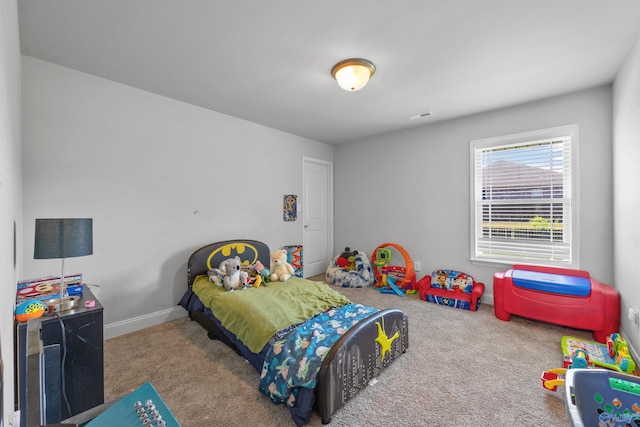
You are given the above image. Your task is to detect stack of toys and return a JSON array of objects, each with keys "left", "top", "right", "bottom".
[
  {"left": 16, "top": 273, "right": 84, "bottom": 303},
  {"left": 541, "top": 333, "right": 637, "bottom": 393}
]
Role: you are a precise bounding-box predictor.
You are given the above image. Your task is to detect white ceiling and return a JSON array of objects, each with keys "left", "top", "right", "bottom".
[{"left": 17, "top": 0, "right": 640, "bottom": 145}]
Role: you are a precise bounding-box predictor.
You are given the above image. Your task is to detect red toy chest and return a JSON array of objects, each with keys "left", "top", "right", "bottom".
[{"left": 493, "top": 264, "right": 619, "bottom": 343}]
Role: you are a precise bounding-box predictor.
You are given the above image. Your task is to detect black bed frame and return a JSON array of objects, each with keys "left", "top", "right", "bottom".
[{"left": 184, "top": 240, "right": 409, "bottom": 424}]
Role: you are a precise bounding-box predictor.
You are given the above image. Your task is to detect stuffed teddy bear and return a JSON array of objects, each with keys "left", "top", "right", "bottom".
[
  {"left": 270, "top": 249, "right": 295, "bottom": 282},
  {"left": 218, "top": 256, "right": 249, "bottom": 291}
]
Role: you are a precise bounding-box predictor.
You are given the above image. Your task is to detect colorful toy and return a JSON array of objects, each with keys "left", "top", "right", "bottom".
[
  {"left": 542, "top": 333, "right": 637, "bottom": 394},
  {"left": 541, "top": 368, "right": 568, "bottom": 392},
  {"left": 374, "top": 276, "right": 405, "bottom": 297},
  {"left": 562, "top": 334, "right": 636, "bottom": 374},
  {"left": 15, "top": 299, "right": 46, "bottom": 322},
  {"left": 541, "top": 349, "right": 593, "bottom": 392},
  {"left": 336, "top": 247, "right": 358, "bottom": 271},
  {"left": 370, "top": 243, "right": 415, "bottom": 290},
  {"left": 570, "top": 348, "right": 591, "bottom": 369},
  {"left": 564, "top": 369, "right": 640, "bottom": 426},
  {"left": 493, "top": 264, "right": 620, "bottom": 343},
  {"left": 253, "top": 260, "right": 270, "bottom": 284},
  {"left": 284, "top": 245, "right": 303, "bottom": 277},
  {"left": 416, "top": 269, "right": 485, "bottom": 311},
  {"left": 373, "top": 247, "right": 392, "bottom": 267}
]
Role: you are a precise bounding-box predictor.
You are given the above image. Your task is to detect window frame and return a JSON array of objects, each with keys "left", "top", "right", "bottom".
[{"left": 469, "top": 124, "right": 580, "bottom": 268}]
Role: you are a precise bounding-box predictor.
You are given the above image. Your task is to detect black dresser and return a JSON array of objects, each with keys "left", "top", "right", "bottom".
[{"left": 15, "top": 286, "right": 104, "bottom": 426}]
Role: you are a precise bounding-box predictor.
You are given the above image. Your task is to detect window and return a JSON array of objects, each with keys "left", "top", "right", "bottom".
[{"left": 470, "top": 124, "right": 579, "bottom": 267}]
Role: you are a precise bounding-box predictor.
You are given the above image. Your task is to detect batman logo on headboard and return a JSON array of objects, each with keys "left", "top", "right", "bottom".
[{"left": 206, "top": 243, "right": 260, "bottom": 270}]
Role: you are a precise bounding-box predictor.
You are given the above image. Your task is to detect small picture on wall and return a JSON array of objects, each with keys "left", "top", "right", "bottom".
[{"left": 283, "top": 194, "right": 297, "bottom": 222}]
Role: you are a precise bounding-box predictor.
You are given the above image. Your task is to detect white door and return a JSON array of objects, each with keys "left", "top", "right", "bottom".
[{"left": 302, "top": 157, "right": 333, "bottom": 277}]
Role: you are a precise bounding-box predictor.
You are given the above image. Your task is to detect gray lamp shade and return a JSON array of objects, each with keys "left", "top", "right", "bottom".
[{"left": 34, "top": 218, "right": 93, "bottom": 259}]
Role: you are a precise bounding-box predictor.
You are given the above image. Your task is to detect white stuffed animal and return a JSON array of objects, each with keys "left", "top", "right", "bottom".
[
  {"left": 270, "top": 249, "right": 295, "bottom": 282},
  {"left": 219, "top": 256, "right": 249, "bottom": 291}
]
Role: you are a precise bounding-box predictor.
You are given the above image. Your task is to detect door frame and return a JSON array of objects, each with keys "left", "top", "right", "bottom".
[{"left": 302, "top": 156, "right": 334, "bottom": 278}]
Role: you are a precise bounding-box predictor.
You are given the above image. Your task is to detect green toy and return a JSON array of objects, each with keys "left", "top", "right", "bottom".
[
  {"left": 374, "top": 247, "right": 392, "bottom": 267},
  {"left": 561, "top": 334, "right": 636, "bottom": 374}
]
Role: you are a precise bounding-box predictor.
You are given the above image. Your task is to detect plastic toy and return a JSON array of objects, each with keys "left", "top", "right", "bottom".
[
  {"left": 564, "top": 369, "right": 640, "bottom": 426},
  {"left": 493, "top": 264, "right": 620, "bottom": 343},
  {"left": 541, "top": 349, "right": 592, "bottom": 392},
  {"left": 542, "top": 333, "right": 637, "bottom": 393},
  {"left": 370, "top": 243, "right": 415, "bottom": 290},
  {"left": 571, "top": 348, "right": 590, "bottom": 369},
  {"left": 373, "top": 247, "right": 392, "bottom": 267},
  {"left": 374, "top": 276, "right": 405, "bottom": 297},
  {"left": 15, "top": 299, "right": 46, "bottom": 322},
  {"left": 562, "top": 334, "right": 636, "bottom": 374},
  {"left": 541, "top": 368, "right": 568, "bottom": 392}
]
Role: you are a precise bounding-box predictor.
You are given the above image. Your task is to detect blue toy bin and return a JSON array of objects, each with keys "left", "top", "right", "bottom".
[{"left": 565, "top": 368, "right": 640, "bottom": 427}]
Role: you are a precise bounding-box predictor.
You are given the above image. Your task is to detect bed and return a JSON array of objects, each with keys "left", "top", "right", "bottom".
[{"left": 178, "top": 239, "right": 409, "bottom": 425}]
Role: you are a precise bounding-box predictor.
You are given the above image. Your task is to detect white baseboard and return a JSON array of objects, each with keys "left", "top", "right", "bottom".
[
  {"left": 104, "top": 306, "right": 187, "bottom": 340},
  {"left": 621, "top": 329, "right": 640, "bottom": 372},
  {"left": 481, "top": 293, "right": 494, "bottom": 306}
]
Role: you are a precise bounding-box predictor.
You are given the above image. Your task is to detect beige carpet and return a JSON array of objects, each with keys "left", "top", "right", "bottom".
[{"left": 104, "top": 278, "right": 591, "bottom": 426}]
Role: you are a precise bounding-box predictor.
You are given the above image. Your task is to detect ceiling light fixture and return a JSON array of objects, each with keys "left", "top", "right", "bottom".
[{"left": 331, "top": 58, "right": 376, "bottom": 91}]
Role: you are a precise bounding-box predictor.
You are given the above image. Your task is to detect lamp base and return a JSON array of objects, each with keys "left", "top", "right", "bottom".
[{"left": 43, "top": 295, "right": 80, "bottom": 313}]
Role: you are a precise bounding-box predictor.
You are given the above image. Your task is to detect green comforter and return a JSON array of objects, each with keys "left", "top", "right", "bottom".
[{"left": 192, "top": 275, "right": 351, "bottom": 353}]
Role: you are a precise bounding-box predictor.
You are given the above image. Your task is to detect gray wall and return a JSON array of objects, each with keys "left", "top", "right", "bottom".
[
  {"left": 21, "top": 56, "right": 333, "bottom": 336},
  {"left": 0, "top": 1, "right": 22, "bottom": 425},
  {"left": 334, "top": 85, "right": 614, "bottom": 305},
  {"left": 613, "top": 33, "right": 640, "bottom": 355}
]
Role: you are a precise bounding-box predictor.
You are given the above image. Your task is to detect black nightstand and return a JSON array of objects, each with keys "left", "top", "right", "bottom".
[{"left": 15, "top": 285, "right": 104, "bottom": 426}]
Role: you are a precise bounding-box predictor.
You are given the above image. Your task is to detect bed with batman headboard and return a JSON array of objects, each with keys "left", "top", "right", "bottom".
[{"left": 178, "top": 239, "right": 409, "bottom": 426}]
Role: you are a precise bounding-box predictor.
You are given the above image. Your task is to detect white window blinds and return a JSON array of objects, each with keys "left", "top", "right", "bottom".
[{"left": 470, "top": 125, "right": 578, "bottom": 266}]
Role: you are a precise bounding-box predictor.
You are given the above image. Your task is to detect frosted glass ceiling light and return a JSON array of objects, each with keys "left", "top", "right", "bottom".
[{"left": 331, "top": 58, "right": 376, "bottom": 91}]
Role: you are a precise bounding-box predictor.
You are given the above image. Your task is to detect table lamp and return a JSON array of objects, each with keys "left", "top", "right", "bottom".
[{"left": 34, "top": 218, "right": 93, "bottom": 312}]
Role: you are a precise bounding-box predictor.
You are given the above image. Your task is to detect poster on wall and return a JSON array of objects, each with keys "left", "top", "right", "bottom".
[{"left": 283, "top": 195, "right": 297, "bottom": 222}]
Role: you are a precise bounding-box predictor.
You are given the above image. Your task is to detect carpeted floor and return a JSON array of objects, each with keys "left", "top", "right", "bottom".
[{"left": 104, "top": 276, "right": 590, "bottom": 426}]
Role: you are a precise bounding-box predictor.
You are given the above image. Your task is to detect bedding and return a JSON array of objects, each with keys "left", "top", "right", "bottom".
[
  {"left": 191, "top": 275, "right": 350, "bottom": 352},
  {"left": 178, "top": 239, "right": 408, "bottom": 425},
  {"left": 259, "top": 303, "right": 379, "bottom": 405}
]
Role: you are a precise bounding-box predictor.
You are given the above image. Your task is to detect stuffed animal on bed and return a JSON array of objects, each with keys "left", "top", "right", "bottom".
[
  {"left": 253, "top": 260, "right": 270, "bottom": 286},
  {"left": 270, "top": 249, "right": 295, "bottom": 282},
  {"left": 207, "top": 268, "right": 224, "bottom": 286},
  {"left": 218, "top": 256, "right": 249, "bottom": 291}
]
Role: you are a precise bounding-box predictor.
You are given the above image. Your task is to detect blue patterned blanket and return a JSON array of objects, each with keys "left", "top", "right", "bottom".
[{"left": 258, "top": 303, "right": 379, "bottom": 407}]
